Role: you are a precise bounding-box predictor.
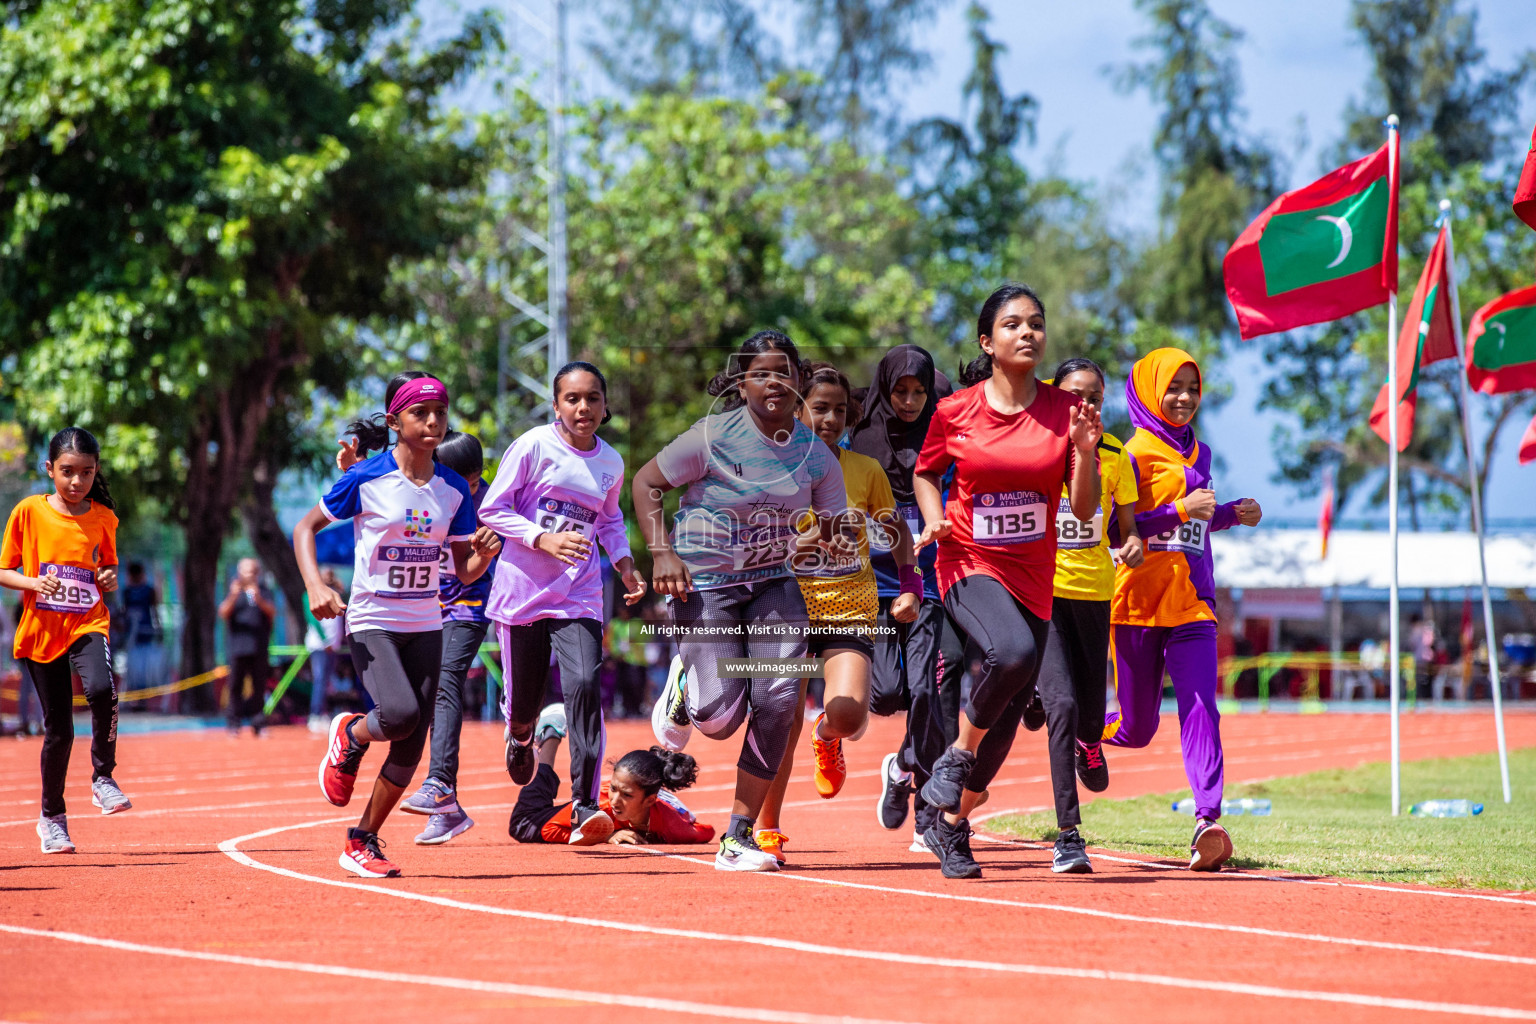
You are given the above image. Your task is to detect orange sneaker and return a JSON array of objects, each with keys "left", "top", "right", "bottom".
[
  {"left": 810, "top": 713, "right": 846, "bottom": 798},
  {"left": 754, "top": 829, "right": 789, "bottom": 865}
]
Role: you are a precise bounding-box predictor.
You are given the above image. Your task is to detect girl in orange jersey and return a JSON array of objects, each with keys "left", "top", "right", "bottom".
[
  {"left": 1104, "top": 348, "right": 1262, "bottom": 871},
  {"left": 1, "top": 428, "right": 131, "bottom": 854}
]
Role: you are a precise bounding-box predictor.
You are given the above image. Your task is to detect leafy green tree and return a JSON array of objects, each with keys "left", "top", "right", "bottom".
[
  {"left": 1260, "top": 0, "right": 1536, "bottom": 517},
  {"left": 1113, "top": 0, "right": 1279, "bottom": 342},
  {"left": 0, "top": 0, "right": 499, "bottom": 678},
  {"left": 585, "top": 0, "right": 946, "bottom": 143}
]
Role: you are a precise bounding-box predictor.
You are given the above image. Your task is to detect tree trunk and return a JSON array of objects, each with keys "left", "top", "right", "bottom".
[
  {"left": 177, "top": 321, "right": 293, "bottom": 696},
  {"left": 243, "top": 455, "right": 308, "bottom": 646},
  {"left": 178, "top": 502, "right": 225, "bottom": 714}
]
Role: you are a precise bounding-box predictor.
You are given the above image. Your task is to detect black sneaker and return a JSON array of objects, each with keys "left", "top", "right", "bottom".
[
  {"left": 1190, "top": 818, "right": 1233, "bottom": 872},
  {"left": 877, "top": 752, "right": 913, "bottom": 830},
  {"left": 1075, "top": 739, "right": 1110, "bottom": 793},
  {"left": 918, "top": 746, "right": 975, "bottom": 815},
  {"left": 505, "top": 731, "right": 537, "bottom": 785},
  {"left": 923, "top": 816, "right": 982, "bottom": 879},
  {"left": 1052, "top": 828, "right": 1092, "bottom": 873},
  {"left": 1022, "top": 690, "right": 1046, "bottom": 731}
]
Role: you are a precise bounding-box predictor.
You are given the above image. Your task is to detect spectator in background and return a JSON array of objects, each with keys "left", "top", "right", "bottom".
[
  {"left": 118, "top": 563, "right": 165, "bottom": 700},
  {"left": 219, "top": 558, "right": 274, "bottom": 736},
  {"left": 1410, "top": 614, "right": 1439, "bottom": 701},
  {"left": 306, "top": 567, "right": 346, "bottom": 733}
]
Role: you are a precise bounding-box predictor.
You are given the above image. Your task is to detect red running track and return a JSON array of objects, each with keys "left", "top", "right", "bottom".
[{"left": 1, "top": 709, "right": 1532, "bottom": 1023}]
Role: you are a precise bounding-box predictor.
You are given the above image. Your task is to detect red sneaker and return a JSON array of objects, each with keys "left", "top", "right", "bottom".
[
  {"left": 319, "top": 713, "right": 368, "bottom": 807},
  {"left": 339, "top": 828, "right": 400, "bottom": 878}
]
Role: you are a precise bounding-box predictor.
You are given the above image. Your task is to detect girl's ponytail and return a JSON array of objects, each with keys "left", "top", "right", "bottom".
[
  {"left": 46, "top": 427, "right": 115, "bottom": 511},
  {"left": 610, "top": 746, "right": 702, "bottom": 795}
]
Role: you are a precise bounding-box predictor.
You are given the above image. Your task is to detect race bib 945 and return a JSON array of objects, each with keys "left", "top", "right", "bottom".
[{"left": 536, "top": 497, "right": 598, "bottom": 539}]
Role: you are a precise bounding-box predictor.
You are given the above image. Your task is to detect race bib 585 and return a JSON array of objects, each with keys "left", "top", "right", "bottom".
[{"left": 1054, "top": 496, "right": 1103, "bottom": 550}]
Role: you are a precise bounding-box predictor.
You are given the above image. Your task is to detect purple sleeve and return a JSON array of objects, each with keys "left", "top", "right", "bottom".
[
  {"left": 596, "top": 464, "right": 633, "bottom": 563},
  {"left": 1210, "top": 500, "right": 1243, "bottom": 533},
  {"left": 1134, "top": 502, "right": 1185, "bottom": 536},
  {"left": 476, "top": 439, "right": 543, "bottom": 549}
]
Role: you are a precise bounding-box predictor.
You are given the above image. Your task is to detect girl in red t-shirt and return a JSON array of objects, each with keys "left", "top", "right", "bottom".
[
  {"left": 912, "top": 284, "right": 1102, "bottom": 880},
  {"left": 510, "top": 713, "right": 714, "bottom": 846}
]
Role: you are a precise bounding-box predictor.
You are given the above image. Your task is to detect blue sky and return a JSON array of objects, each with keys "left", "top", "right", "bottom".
[
  {"left": 879, "top": 0, "right": 1536, "bottom": 526},
  {"left": 494, "top": 0, "right": 1536, "bottom": 526}
]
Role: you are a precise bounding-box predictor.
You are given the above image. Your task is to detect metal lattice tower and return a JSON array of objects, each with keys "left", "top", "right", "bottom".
[{"left": 495, "top": 0, "right": 568, "bottom": 442}]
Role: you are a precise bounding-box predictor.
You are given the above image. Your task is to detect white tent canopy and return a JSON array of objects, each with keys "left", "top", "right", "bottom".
[{"left": 1210, "top": 529, "right": 1536, "bottom": 590}]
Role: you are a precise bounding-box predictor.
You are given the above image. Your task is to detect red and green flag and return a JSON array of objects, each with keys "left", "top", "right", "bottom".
[
  {"left": 1369, "top": 223, "right": 1459, "bottom": 450},
  {"left": 1465, "top": 283, "right": 1536, "bottom": 395},
  {"left": 1514, "top": 121, "right": 1536, "bottom": 232},
  {"left": 1224, "top": 138, "right": 1399, "bottom": 339}
]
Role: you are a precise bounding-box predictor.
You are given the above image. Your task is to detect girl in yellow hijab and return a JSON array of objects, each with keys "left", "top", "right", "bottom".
[{"left": 1105, "top": 348, "right": 1262, "bottom": 872}]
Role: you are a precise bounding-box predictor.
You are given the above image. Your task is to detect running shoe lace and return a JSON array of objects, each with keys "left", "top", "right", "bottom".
[
  {"left": 667, "top": 686, "right": 690, "bottom": 727},
  {"left": 41, "top": 818, "right": 68, "bottom": 844},
  {"left": 1081, "top": 743, "right": 1104, "bottom": 770},
  {"left": 813, "top": 737, "right": 845, "bottom": 775},
  {"left": 757, "top": 830, "right": 788, "bottom": 847},
  {"left": 337, "top": 741, "right": 366, "bottom": 777},
  {"left": 363, "top": 833, "right": 388, "bottom": 860}
]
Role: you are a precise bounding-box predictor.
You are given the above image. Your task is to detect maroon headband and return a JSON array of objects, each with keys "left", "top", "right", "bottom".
[{"left": 387, "top": 377, "right": 449, "bottom": 416}]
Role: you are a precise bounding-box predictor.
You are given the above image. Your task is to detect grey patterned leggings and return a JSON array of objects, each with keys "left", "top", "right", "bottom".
[{"left": 670, "top": 577, "right": 808, "bottom": 780}]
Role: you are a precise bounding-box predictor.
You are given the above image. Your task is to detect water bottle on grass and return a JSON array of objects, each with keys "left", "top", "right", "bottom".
[
  {"left": 1408, "top": 799, "right": 1483, "bottom": 818},
  {"left": 1171, "top": 797, "right": 1272, "bottom": 816}
]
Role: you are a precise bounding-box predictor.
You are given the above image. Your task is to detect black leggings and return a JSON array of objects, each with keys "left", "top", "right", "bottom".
[
  {"left": 349, "top": 629, "right": 441, "bottom": 788},
  {"left": 225, "top": 653, "right": 269, "bottom": 731},
  {"left": 499, "top": 618, "right": 604, "bottom": 810},
  {"left": 942, "top": 574, "right": 1048, "bottom": 793},
  {"left": 424, "top": 619, "right": 490, "bottom": 790},
  {"left": 23, "top": 632, "right": 118, "bottom": 818},
  {"left": 1037, "top": 597, "right": 1110, "bottom": 828},
  {"left": 508, "top": 762, "right": 568, "bottom": 843}
]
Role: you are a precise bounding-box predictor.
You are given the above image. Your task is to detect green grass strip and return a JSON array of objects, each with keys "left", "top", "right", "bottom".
[{"left": 988, "top": 747, "right": 1536, "bottom": 892}]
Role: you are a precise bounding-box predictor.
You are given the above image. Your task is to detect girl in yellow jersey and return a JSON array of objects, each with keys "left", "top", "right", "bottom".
[
  {"left": 1032, "top": 358, "right": 1144, "bottom": 873},
  {"left": 755, "top": 362, "right": 920, "bottom": 863}
]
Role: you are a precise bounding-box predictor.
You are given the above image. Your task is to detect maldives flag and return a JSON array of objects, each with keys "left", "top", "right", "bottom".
[
  {"left": 1224, "top": 139, "right": 1399, "bottom": 339},
  {"left": 1519, "top": 415, "right": 1536, "bottom": 466},
  {"left": 1515, "top": 122, "right": 1536, "bottom": 231},
  {"left": 1369, "top": 223, "right": 1458, "bottom": 450},
  {"left": 1466, "top": 283, "right": 1536, "bottom": 394}
]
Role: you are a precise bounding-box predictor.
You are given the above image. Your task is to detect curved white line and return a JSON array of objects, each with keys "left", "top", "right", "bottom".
[
  {"left": 627, "top": 843, "right": 1536, "bottom": 968},
  {"left": 1317, "top": 214, "right": 1354, "bottom": 268},
  {"left": 218, "top": 817, "right": 1536, "bottom": 1019},
  {"left": 0, "top": 922, "right": 917, "bottom": 1024}
]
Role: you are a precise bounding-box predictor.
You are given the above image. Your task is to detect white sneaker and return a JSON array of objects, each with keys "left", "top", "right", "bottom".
[
  {"left": 910, "top": 824, "right": 933, "bottom": 855},
  {"left": 651, "top": 655, "right": 692, "bottom": 751},
  {"left": 91, "top": 777, "right": 132, "bottom": 814},
  {"left": 37, "top": 814, "right": 75, "bottom": 854},
  {"left": 535, "top": 703, "right": 568, "bottom": 744},
  {"left": 714, "top": 833, "right": 779, "bottom": 872},
  {"left": 569, "top": 807, "right": 615, "bottom": 846}
]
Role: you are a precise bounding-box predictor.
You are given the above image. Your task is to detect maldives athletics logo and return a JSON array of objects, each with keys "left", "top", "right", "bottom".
[{"left": 404, "top": 509, "right": 433, "bottom": 539}]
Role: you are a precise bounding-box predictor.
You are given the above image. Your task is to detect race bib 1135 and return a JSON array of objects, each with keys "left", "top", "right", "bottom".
[{"left": 972, "top": 490, "right": 1048, "bottom": 546}]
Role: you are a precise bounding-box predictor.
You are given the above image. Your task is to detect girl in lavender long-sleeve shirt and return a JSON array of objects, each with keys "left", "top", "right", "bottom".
[
  {"left": 1104, "top": 348, "right": 1262, "bottom": 873},
  {"left": 480, "top": 361, "right": 646, "bottom": 846}
]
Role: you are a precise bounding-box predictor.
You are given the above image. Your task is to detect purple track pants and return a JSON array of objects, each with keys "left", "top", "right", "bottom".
[{"left": 1103, "top": 620, "right": 1225, "bottom": 820}]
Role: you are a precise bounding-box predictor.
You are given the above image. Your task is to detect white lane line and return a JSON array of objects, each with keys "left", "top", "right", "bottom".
[
  {"left": 0, "top": 922, "right": 919, "bottom": 1024},
  {"left": 217, "top": 817, "right": 1536, "bottom": 1020},
  {"left": 967, "top": 818, "right": 1536, "bottom": 908},
  {"left": 625, "top": 845, "right": 1536, "bottom": 968}
]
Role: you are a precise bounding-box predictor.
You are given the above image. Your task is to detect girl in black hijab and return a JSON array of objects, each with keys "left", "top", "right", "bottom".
[{"left": 848, "top": 345, "right": 968, "bottom": 853}]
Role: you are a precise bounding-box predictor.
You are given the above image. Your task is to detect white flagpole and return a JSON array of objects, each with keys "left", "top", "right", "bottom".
[
  {"left": 1440, "top": 199, "right": 1513, "bottom": 804},
  {"left": 1385, "top": 115, "right": 1402, "bottom": 817}
]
